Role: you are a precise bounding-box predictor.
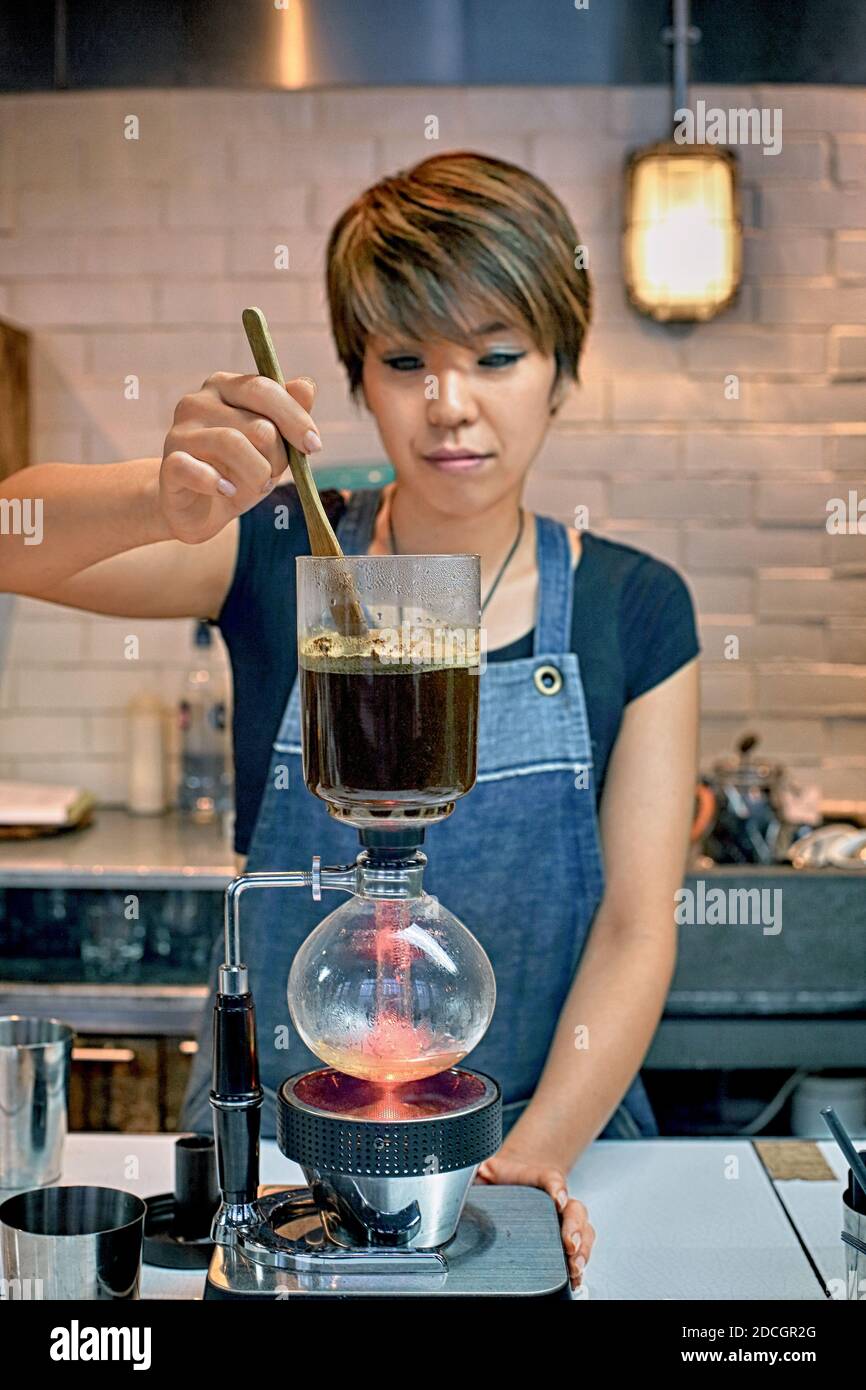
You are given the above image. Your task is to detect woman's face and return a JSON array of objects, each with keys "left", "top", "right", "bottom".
[{"left": 360, "top": 317, "right": 561, "bottom": 516}]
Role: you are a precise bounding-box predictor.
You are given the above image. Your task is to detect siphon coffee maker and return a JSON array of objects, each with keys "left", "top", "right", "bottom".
[{"left": 204, "top": 551, "right": 569, "bottom": 1299}]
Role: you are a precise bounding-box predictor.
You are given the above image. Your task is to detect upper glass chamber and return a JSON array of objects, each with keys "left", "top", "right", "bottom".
[{"left": 296, "top": 552, "right": 481, "bottom": 829}]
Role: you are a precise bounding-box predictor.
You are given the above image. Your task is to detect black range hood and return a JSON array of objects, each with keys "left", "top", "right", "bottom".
[{"left": 2, "top": 0, "right": 866, "bottom": 93}]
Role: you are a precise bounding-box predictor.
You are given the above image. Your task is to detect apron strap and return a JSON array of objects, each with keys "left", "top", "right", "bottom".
[
  {"left": 335, "top": 487, "right": 382, "bottom": 553},
  {"left": 532, "top": 514, "right": 574, "bottom": 655}
]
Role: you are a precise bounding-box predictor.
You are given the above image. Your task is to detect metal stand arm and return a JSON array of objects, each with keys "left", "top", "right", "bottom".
[{"left": 210, "top": 860, "right": 358, "bottom": 1243}]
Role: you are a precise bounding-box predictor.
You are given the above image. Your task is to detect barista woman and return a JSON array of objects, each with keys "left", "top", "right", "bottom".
[{"left": 1, "top": 153, "right": 699, "bottom": 1291}]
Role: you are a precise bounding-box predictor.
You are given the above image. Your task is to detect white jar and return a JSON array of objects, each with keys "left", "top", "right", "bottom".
[
  {"left": 126, "top": 692, "right": 166, "bottom": 815},
  {"left": 791, "top": 1073, "right": 866, "bottom": 1139}
]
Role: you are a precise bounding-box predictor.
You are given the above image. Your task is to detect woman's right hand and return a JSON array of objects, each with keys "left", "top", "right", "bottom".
[{"left": 159, "top": 371, "right": 322, "bottom": 544}]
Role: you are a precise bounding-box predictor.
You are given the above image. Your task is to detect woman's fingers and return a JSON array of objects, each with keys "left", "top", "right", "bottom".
[
  {"left": 208, "top": 372, "right": 322, "bottom": 458},
  {"left": 478, "top": 1153, "right": 549, "bottom": 1189},
  {"left": 285, "top": 375, "right": 317, "bottom": 412},
  {"left": 162, "top": 450, "right": 232, "bottom": 500},
  {"left": 561, "top": 1196, "right": 593, "bottom": 1251},
  {"left": 182, "top": 396, "right": 301, "bottom": 479},
  {"left": 166, "top": 373, "right": 321, "bottom": 502},
  {"left": 528, "top": 1163, "right": 570, "bottom": 1209},
  {"left": 561, "top": 1197, "right": 595, "bottom": 1288},
  {"left": 530, "top": 1171, "right": 594, "bottom": 1290},
  {"left": 160, "top": 371, "right": 321, "bottom": 544},
  {"left": 175, "top": 426, "right": 277, "bottom": 501},
  {"left": 474, "top": 1154, "right": 594, "bottom": 1290}
]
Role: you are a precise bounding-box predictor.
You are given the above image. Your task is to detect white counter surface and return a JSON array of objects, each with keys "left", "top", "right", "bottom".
[{"left": 45, "top": 1133, "right": 830, "bottom": 1301}]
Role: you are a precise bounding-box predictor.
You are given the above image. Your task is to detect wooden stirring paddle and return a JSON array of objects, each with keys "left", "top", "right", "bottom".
[{"left": 241, "top": 306, "right": 369, "bottom": 640}]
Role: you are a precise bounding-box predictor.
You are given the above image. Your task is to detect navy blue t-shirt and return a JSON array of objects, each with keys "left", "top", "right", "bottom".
[{"left": 217, "top": 486, "right": 700, "bottom": 855}]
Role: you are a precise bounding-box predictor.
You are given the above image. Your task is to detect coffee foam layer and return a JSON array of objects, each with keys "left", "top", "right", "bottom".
[{"left": 300, "top": 624, "right": 480, "bottom": 672}]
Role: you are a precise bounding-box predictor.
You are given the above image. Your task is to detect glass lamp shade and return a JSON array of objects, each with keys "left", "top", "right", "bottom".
[
  {"left": 287, "top": 891, "right": 496, "bottom": 1085},
  {"left": 623, "top": 141, "right": 741, "bottom": 322}
]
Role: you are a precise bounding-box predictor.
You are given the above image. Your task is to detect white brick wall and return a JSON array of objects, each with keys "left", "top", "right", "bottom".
[{"left": 0, "top": 84, "right": 864, "bottom": 805}]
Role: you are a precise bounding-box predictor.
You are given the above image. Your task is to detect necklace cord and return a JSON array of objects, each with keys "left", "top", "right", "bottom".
[{"left": 387, "top": 493, "right": 524, "bottom": 617}]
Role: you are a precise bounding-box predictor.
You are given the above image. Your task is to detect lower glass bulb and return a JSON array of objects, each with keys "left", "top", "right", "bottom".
[{"left": 287, "top": 892, "right": 495, "bottom": 1084}]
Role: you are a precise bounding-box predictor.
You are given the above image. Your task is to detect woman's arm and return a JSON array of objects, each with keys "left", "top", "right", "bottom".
[
  {"left": 1, "top": 457, "right": 242, "bottom": 621},
  {"left": 34, "top": 519, "right": 240, "bottom": 622},
  {"left": 1, "top": 458, "right": 171, "bottom": 595},
  {"left": 0, "top": 373, "right": 321, "bottom": 620},
  {"left": 478, "top": 656, "right": 698, "bottom": 1288},
  {"left": 503, "top": 655, "right": 699, "bottom": 1168}
]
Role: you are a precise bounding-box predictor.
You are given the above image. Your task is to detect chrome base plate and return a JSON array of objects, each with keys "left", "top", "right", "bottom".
[{"left": 204, "top": 1184, "right": 568, "bottom": 1299}]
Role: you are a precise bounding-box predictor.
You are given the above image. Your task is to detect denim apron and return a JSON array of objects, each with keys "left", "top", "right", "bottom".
[{"left": 181, "top": 487, "right": 658, "bottom": 1143}]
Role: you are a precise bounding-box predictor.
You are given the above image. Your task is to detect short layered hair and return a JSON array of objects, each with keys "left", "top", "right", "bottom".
[{"left": 325, "top": 150, "right": 592, "bottom": 404}]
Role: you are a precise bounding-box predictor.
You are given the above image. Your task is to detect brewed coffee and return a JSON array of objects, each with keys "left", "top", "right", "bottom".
[{"left": 299, "top": 626, "right": 479, "bottom": 818}]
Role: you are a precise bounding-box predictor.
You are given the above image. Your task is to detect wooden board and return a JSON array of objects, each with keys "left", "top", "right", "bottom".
[{"left": 754, "top": 1139, "right": 839, "bottom": 1182}]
